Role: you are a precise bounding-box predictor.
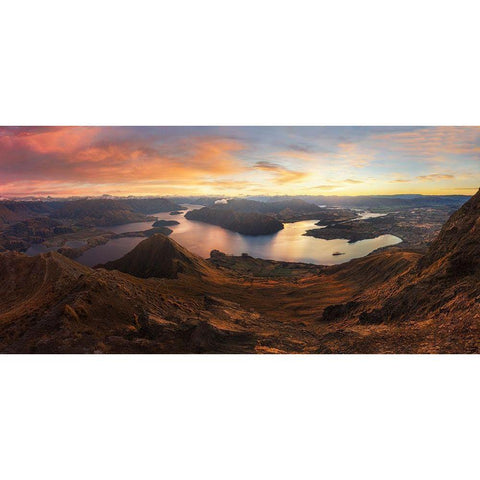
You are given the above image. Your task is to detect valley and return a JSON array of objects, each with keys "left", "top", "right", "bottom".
[{"left": 0, "top": 191, "right": 478, "bottom": 353}]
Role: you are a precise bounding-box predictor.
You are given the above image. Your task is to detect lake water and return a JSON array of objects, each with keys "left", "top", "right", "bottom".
[
  {"left": 76, "top": 237, "right": 150, "bottom": 267},
  {"left": 26, "top": 239, "right": 87, "bottom": 255},
  {"left": 71, "top": 204, "right": 402, "bottom": 267}
]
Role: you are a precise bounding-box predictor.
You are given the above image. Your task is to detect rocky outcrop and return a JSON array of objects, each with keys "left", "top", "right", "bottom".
[
  {"left": 418, "top": 188, "right": 480, "bottom": 275},
  {"left": 354, "top": 188, "right": 480, "bottom": 327}
]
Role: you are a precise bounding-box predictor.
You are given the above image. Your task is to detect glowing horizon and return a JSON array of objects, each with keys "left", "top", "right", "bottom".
[{"left": 1, "top": 126, "right": 479, "bottom": 198}]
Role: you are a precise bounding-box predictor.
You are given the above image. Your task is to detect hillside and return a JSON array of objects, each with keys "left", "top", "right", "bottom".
[
  {"left": 0, "top": 250, "right": 256, "bottom": 353},
  {"left": 100, "top": 234, "right": 213, "bottom": 279},
  {"left": 121, "top": 197, "right": 183, "bottom": 214},
  {"left": 0, "top": 201, "right": 53, "bottom": 227},
  {"left": 49, "top": 197, "right": 183, "bottom": 227},
  {"left": 419, "top": 189, "right": 480, "bottom": 272},
  {"left": 0, "top": 242, "right": 418, "bottom": 353},
  {"left": 51, "top": 199, "right": 152, "bottom": 226},
  {"left": 326, "top": 189, "right": 480, "bottom": 351},
  {"left": 0, "top": 217, "right": 74, "bottom": 252}
]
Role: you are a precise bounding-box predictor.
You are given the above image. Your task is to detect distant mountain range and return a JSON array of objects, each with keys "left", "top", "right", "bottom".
[
  {"left": 0, "top": 197, "right": 183, "bottom": 228},
  {"left": 246, "top": 194, "right": 470, "bottom": 210}
]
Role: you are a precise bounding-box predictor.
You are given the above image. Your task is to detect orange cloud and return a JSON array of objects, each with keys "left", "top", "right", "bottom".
[
  {"left": 253, "top": 161, "right": 309, "bottom": 184},
  {"left": 0, "top": 126, "right": 101, "bottom": 155}
]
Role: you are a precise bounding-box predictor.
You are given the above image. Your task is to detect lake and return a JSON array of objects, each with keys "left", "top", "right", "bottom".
[{"left": 71, "top": 205, "right": 402, "bottom": 266}]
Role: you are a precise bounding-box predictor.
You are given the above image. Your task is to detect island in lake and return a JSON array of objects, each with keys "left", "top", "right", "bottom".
[
  {"left": 185, "top": 207, "right": 284, "bottom": 235},
  {"left": 183, "top": 198, "right": 361, "bottom": 236}
]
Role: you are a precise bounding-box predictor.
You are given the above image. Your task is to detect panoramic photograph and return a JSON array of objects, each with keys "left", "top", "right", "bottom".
[
  {"left": 5, "top": 2, "right": 478, "bottom": 478},
  {"left": 1, "top": 126, "right": 479, "bottom": 353}
]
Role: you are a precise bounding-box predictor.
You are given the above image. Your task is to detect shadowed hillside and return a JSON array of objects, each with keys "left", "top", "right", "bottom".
[
  {"left": 419, "top": 188, "right": 480, "bottom": 273},
  {"left": 339, "top": 189, "right": 480, "bottom": 352},
  {"left": 50, "top": 197, "right": 183, "bottom": 227},
  {"left": 0, "top": 201, "right": 53, "bottom": 227},
  {"left": 0, "top": 250, "right": 257, "bottom": 353},
  {"left": 51, "top": 199, "right": 151, "bottom": 226}
]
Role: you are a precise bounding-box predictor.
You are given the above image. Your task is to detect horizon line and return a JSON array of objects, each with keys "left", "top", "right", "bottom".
[{"left": 1, "top": 191, "right": 477, "bottom": 200}]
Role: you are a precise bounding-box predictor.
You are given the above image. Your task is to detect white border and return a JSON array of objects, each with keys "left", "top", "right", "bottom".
[
  {"left": 1, "top": 0, "right": 479, "bottom": 126},
  {"left": 1, "top": 355, "right": 479, "bottom": 480}
]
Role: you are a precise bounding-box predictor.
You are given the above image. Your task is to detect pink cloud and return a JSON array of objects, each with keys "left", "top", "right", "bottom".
[{"left": 0, "top": 127, "right": 247, "bottom": 195}]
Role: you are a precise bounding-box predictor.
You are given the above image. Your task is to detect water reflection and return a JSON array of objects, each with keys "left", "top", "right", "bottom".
[
  {"left": 77, "top": 237, "right": 146, "bottom": 267},
  {"left": 75, "top": 205, "right": 402, "bottom": 266}
]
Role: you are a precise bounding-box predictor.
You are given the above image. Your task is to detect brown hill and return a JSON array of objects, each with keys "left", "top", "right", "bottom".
[
  {"left": 51, "top": 199, "right": 150, "bottom": 226},
  {"left": 100, "top": 234, "right": 212, "bottom": 279},
  {"left": 0, "top": 250, "right": 257, "bottom": 353},
  {"left": 419, "top": 188, "right": 480, "bottom": 275},
  {"left": 121, "top": 197, "right": 183, "bottom": 214},
  {"left": 344, "top": 189, "right": 480, "bottom": 351},
  {"left": 0, "top": 201, "right": 52, "bottom": 227}
]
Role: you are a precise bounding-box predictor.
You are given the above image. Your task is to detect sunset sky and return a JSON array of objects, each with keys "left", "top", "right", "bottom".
[{"left": 1, "top": 126, "right": 479, "bottom": 197}]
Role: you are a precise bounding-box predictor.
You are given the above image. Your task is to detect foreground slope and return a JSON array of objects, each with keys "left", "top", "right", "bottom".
[
  {"left": 333, "top": 189, "right": 480, "bottom": 352},
  {"left": 0, "top": 249, "right": 257, "bottom": 353},
  {"left": 0, "top": 235, "right": 417, "bottom": 353}
]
